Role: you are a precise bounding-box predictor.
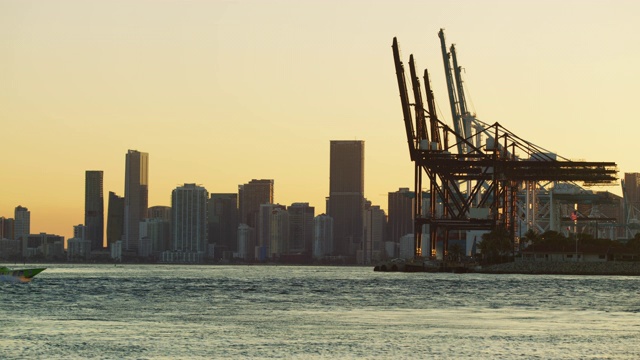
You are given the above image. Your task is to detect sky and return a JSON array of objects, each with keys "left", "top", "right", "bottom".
[{"left": 2, "top": 0, "right": 639, "bottom": 241}]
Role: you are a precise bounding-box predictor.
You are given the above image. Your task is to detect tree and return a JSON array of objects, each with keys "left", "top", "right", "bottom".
[
  {"left": 448, "top": 243, "right": 464, "bottom": 262},
  {"left": 522, "top": 229, "right": 539, "bottom": 250},
  {"left": 478, "top": 227, "right": 513, "bottom": 264}
]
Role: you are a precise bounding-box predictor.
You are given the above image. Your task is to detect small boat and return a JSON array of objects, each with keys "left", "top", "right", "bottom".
[{"left": 0, "top": 266, "right": 46, "bottom": 283}]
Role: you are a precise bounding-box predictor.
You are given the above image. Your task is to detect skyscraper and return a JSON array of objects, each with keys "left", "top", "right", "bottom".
[
  {"left": 328, "top": 140, "right": 364, "bottom": 259},
  {"left": 257, "top": 203, "right": 286, "bottom": 260},
  {"left": 124, "top": 150, "right": 149, "bottom": 253},
  {"left": 85, "top": 170, "right": 104, "bottom": 251},
  {"left": 106, "top": 191, "right": 125, "bottom": 249},
  {"left": 313, "top": 214, "right": 334, "bottom": 259},
  {"left": 625, "top": 173, "right": 640, "bottom": 207},
  {"left": 207, "top": 193, "right": 239, "bottom": 255},
  {"left": 15, "top": 206, "right": 30, "bottom": 256},
  {"left": 0, "top": 216, "right": 14, "bottom": 241},
  {"left": 269, "top": 206, "right": 289, "bottom": 259},
  {"left": 238, "top": 179, "right": 274, "bottom": 228},
  {"left": 238, "top": 179, "right": 274, "bottom": 261},
  {"left": 388, "top": 187, "right": 414, "bottom": 244},
  {"left": 148, "top": 206, "right": 171, "bottom": 221},
  {"left": 288, "top": 202, "right": 315, "bottom": 254},
  {"left": 170, "top": 183, "right": 208, "bottom": 261},
  {"left": 363, "top": 204, "right": 386, "bottom": 265}
]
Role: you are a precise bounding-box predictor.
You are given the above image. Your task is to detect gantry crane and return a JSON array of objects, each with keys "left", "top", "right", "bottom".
[{"left": 392, "top": 33, "right": 618, "bottom": 259}]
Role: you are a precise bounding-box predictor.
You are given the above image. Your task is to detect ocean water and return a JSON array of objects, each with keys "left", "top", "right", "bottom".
[{"left": 2, "top": 264, "right": 640, "bottom": 359}]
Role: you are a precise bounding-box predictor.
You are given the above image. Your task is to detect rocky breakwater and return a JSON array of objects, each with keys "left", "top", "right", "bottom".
[{"left": 478, "top": 261, "right": 640, "bottom": 276}]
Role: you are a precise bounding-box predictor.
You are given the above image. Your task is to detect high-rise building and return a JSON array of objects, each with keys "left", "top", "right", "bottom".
[
  {"left": 143, "top": 218, "right": 170, "bottom": 254},
  {"left": 388, "top": 188, "right": 414, "bottom": 243},
  {"left": 148, "top": 206, "right": 171, "bottom": 222},
  {"left": 238, "top": 179, "right": 273, "bottom": 261},
  {"left": 625, "top": 173, "right": 640, "bottom": 207},
  {"left": 238, "top": 179, "right": 274, "bottom": 228},
  {"left": 313, "top": 214, "right": 333, "bottom": 259},
  {"left": 288, "top": 202, "right": 315, "bottom": 254},
  {"left": 124, "top": 150, "right": 149, "bottom": 253},
  {"left": 270, "top": 207, "right": 289, "bottom": 259},
  {"left": 107, "top": 191, "right": 125, "bottom": 249},
  {"left": 85, "top": 170, "right": 104, "bottom": 251},
  {"left": 237, "top": 224, "right": 254, "bottom": 260},
  {"left": 362, "top": 204, "right": 387, "bottom": 265},
  {"left": 208, "top": 193, "right": 239, "bottom": 255},
  {"left": 25, "top": 233, "right": 64, "bottom": 259},
  {"left": 73, "top": 224, "right": 87, "bottom": 240},
  {"left": 327, "top": 140, "right": 364, "bottom": 259},
  {"left": 15, "top": 206, "right": 30, "bottom": 256},
  {"left": 170, "top": 183, "right": 208, "bottom": 262},
  {"left": 257, "top": 203, "right": 286, "bottom": 260},
  {"left": 0, "top": 216, "right": 14, "bottom": 240}
]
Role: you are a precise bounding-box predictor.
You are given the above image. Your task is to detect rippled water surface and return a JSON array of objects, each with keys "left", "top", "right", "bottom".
[{"left": 2, "top": 264, "right": 640, "bottom": 359}]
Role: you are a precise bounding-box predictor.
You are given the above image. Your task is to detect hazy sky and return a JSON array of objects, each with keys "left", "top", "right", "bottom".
[{"left": 2, "top": 0, "right": 639, "bottom": 241}]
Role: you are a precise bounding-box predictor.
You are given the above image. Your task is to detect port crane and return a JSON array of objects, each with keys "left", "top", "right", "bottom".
[{"left": 392, "top": 33, "right": 618, "bottom": 259}]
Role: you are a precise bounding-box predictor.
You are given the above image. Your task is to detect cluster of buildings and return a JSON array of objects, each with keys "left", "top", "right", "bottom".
[
  {"left": 5, "top": 142, "right": 637, "bottom": 265},
  {"left": 1, "top": 142, "right": 418, "bottom": 265}
]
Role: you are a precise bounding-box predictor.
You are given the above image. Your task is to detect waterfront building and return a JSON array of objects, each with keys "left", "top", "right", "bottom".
[
  {"left": 269, "top": 206, "right": 289, "bottom": 259},
  {"left": 388, "top": 188, "right": 414, "bottom": 244},
  {"left": 238, "top": 179, "right": 273, "bottom": 261},
  {"left": 361, "top": 204, "right": 386, "bottom": 265},
  {"left": 239, "top": 179, "right": 274, "bottom": 228},
  {"left": 106, "top": 191, "right": 125, "bottom": 249},
  {"left": 207, "top": 193, "right": 239, "bottom": 257},
  {"left": 327, "top": 140, "right": 365, "bottom": 259},
  {"left": 141, "top": 218, "right": 170, "bottom": 256},
  {"left": 399, "top": 234, "right": 415, "bottom": 259},
  {"left": 25, "top": 233, "right": 64, "bottom": 259},
  {"left": 67, "top": 237, "right": 91, "bottom": 260},
  {"left": 288, "top": 203, "right": 315, "bottom": 254},
  {"left": 0, "top": 216, "right": 15, "bottom": 241},
  {"left": 110, "top": 240, "right": 122, "bottom": 261},
  {"left": 625, "top": 173, "right": 640, "bottom": 207},
  {"left": 166, "top": 183, "right": 208, "bottom": 263},
  {"left": 85, "top": 170, "right": 104, "bottom": 251},
  {"left": 257, "top": 203, "right": 286, "bottom": 260},
  {"left": 15, "top": 206, "right": 30, "bottom": 256},
  {"left": 237, "top": 224, "right": 254, "bottom": 260},
  {"left": 124, "top": 150, "right": 149, "bottom": 254},
  {"left": 148, "top": 206, "right": 171, "bottom": 222},
  {"left": 0, "top": 238, "right": 20, "bottom": 260},
  {"left": 73, "top": 224, "right": 86, "bottom": 240},
  {"left": 313, "top": 214, "right": 334, "bottom": 259}
]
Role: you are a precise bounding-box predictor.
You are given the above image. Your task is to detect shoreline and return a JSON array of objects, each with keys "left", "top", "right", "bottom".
[{"left": 477, "top": 261, "right": 640, "bottom": 276}]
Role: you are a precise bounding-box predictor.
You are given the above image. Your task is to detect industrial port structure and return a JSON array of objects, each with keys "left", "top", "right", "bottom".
[{"left": 392, "top": 30, "right": 619, "bottom": 259}]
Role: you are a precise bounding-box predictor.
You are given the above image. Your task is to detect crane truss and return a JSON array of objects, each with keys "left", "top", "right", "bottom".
[{"left": 392, "top": 37, "right": 618, "bottom": 258}]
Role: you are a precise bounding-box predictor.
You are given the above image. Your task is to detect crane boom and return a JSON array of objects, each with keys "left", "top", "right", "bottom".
[
  {"left": 438, "top": 29, "right": 464, "bottom": 154},
  {"left": 392, "top": 37, "right": 417, "bottom": 160}
]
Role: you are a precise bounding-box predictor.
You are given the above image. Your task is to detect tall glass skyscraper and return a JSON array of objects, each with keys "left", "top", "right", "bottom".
[
  {"left": 85, "top": 170, "right": 104, "bottom": 251},
  {"left": 388, "top": 187, "right": 414, "bottom": 244},
  {"left": 171, "top": 184, "right": 208, "bottom": 255},
  {"left": 238, "top": 179, "right": 274, "bottom": 229},
  {"left": 328, "top": 140, "right": 364, "bottom": 259},
  {"left": 107, "top": 191, "right": 124, "bottom": 249},
  {"left": 238, "top": 179, "right": 273, "bottom": 261},
  {"left": 207, "top": 193, "right": 239, "bottom": 254},
  {"left": 15, "top": 205, "right": 30, "bottom": 256},
  {"left": 124, "top": 150, "right": 148, "bottom": 253},
  {"left": 288, "top": 202, "right": 315, "bottom": 254}
]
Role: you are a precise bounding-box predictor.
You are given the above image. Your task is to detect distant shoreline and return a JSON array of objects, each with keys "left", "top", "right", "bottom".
[{"left": 478, "top": 261, "right": 640, "bottom": 276}]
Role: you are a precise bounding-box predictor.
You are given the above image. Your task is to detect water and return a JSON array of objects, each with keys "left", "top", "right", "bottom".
[{"left": 2, "top": 264, "right": 640, "bottom": 359}]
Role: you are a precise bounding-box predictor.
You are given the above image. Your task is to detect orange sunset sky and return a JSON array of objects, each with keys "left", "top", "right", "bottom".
[{"left": 2, "top": 0, "right": 639, "bottom": 241}]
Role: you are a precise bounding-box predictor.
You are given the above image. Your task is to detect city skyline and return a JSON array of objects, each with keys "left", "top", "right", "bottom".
[{"left": 3, "top": 1, "right": 638, "bottom": 241}]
